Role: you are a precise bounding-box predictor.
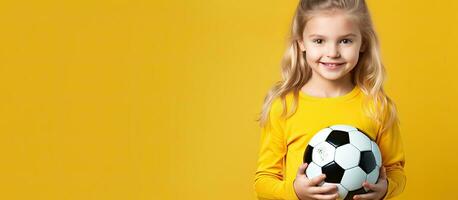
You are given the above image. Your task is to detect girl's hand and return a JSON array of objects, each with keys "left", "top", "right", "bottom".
[
  {"left": 293, "top": 162, "right": 339, "bottom": 200},
  {"left": 353, "top": 166, "right": 388, "bottom": 200}
]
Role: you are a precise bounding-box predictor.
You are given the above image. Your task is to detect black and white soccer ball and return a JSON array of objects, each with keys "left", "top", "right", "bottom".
[{"left": 303, "top": 124, "right": 382, "bottom": 200}]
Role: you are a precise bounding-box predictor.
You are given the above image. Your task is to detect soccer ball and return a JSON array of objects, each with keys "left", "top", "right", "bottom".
[{"left": 303, "top": 124, "right": 382, "bottom": 200}]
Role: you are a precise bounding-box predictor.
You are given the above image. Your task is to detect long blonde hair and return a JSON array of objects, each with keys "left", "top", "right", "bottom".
[{"left": 257, "top": 0, "right": 400, "bottom": 134}]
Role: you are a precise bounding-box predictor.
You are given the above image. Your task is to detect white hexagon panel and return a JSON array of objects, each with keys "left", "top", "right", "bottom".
[
  {"left": 340, "top": 167, "right": 367, "bottom": 191},
  {"left": 329, "top": 124, "right": 358, "bottom": 132},
  {"left": 308, "top": 128, "right": 333, "bottom": 147},
  {"left": 335, "top": 144, "right": 361, "bottom": 169},
  {"left": 366, "top": 166, "right": 380, "bottom": 185},
  {"left": 312, "top": 142, "right": 336, "bottom": 167},
  {"left": 306, "top": 162, "right": 322, "bottom": 181},
  {"left": 348, "top": 130, "right": 372, "bottom": 151}
]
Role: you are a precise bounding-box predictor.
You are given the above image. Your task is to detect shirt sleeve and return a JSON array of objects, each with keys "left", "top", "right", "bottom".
[
  {"left": 376, "top": 116, "right": 407, "bottom": 200},
  {"left": 254, "top": 99, "right": 299, "bottom": 200}
]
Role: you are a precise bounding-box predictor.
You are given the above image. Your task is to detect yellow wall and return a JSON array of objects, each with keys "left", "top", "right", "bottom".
[{"left": 0, "top": 0, "right": 456, "bottom": 199}]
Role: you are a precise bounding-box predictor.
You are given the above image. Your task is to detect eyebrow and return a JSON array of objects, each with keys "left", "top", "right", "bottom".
[{"left": 308, "top": 33, "right": 358, "bottom": 38}]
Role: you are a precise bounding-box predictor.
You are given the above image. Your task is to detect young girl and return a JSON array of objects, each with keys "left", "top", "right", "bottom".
[{"left": 254, "top": 0, "right": 406, "bottom": 200}]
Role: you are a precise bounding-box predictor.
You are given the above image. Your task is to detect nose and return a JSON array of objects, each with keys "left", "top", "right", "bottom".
[{"left": 326, "top": 44, "right": 340, "bottom": 58}]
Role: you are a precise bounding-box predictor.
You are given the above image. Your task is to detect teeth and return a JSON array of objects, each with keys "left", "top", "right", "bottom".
[{"left": 324, "top": 63, "right": 338, "bottom": 66}]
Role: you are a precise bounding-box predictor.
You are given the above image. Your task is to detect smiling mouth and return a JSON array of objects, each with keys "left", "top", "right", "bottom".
[
  {"left": 320, "top": 62, "right": 345, "bottom": 69},
  {"left": 320, "top": 62, "right": 345, "bottom": 67}
]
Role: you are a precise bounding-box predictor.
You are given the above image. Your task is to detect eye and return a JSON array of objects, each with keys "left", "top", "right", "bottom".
[
  {"left": 341, "top": 39, "right": 353, "bottom": 44},
  {"left": 312, "top": 39, "right": 323, "bottom": 44}
]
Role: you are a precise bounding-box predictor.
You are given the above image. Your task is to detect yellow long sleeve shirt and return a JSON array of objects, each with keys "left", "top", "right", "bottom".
[{"left": 254, "top": 85, "right": 406, "bottom": 200}]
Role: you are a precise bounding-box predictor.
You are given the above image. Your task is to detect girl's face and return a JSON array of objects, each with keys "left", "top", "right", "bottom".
[{"left": 298, "top": 11, "right": 364, "bottom": 83}]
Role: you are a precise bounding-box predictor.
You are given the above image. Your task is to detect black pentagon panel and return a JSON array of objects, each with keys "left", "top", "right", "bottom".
[
  {"left": 344, "top": 187, "right": 367, "bottom": 200},
  {"left": 303, "top": 145, "right": 314, "bottom": 164},
  {"left": 359, "top": 151, "right": 376, "bottom": 174},
  {"left": 325, "top": 130, "right": 349, "bottom": 148},
  {"left": 321, "top": 161, "right": 345, "bottom": 183}
]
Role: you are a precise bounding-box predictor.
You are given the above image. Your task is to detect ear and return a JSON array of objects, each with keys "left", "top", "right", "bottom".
[{"left": 297, "top": 39, "right": 305, "bottom": 52}]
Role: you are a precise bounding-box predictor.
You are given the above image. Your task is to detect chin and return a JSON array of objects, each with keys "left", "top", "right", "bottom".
[
  {"left": 316, "top": 70, "right": 345, "bottom": 80},
  {"left": 321, "top": 75, "right": 345, "bottom": 81}
]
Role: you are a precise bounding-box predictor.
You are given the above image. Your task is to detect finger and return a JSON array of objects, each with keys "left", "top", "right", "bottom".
[
  {"left": 353, "top": 191, "right": 377, "bottom": 200},
  {"left": 312, "top": 192, "right": 339, "bottom": 200},
  {"left": 309, "top": 184, "right": 338, "bottom": 194},
  {"left": 308, "top": 174, "right": 326, "bottom": 186},
  {"left": 362, "top": 181, "right": 378, "bottom": 191},
  {"left": 380, "top": 166, "right": 387, "bottom": 180},
  {"left": 297, "top": 162, "right": 308, "bottom": 176}
]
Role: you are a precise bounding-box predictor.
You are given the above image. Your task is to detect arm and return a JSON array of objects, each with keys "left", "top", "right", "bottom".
[
  {"left": 376, "top": 120, "right": 406, "bottom": 199},
  {"left": 254, "top": 100, "right": 299, "bottom": 200}
]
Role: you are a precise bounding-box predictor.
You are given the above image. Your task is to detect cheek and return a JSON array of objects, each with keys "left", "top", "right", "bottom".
[
  {"left": 340, "top": 49, "right": 360, "bottom": 63},
  {"left": 304, "top": 49, "right": 321, "bottom": 62}
]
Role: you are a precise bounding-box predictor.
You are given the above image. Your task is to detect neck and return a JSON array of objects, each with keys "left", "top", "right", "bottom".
[{"left": 301, "top": 73, "right": 355, "bottom": 98}]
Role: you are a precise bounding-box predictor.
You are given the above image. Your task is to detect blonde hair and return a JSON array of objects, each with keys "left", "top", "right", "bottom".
[{"left": 257, "top": 0, "right": 400, "bottom": 134}]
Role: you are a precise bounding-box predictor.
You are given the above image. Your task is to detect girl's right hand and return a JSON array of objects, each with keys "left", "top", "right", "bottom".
[{"left": 293, "top": 162, "right": 339, "bottom": 200}]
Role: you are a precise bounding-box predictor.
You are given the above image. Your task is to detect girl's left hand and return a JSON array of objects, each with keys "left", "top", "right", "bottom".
[{"left": 353, "top": 166, "right": 388, "bottom": 200}]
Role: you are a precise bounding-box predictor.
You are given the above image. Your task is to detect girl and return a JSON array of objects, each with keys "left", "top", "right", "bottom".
[{"left": 254, "top": 0, "right": 406, "bottom": 200}]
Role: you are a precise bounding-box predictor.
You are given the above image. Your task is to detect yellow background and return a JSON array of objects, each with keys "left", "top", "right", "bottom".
[{"left": 0, "top": 0, "right": 456, "bottom": 199}]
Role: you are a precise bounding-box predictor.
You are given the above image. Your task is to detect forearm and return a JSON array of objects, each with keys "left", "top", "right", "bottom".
[
  {"left": 382, "top": 164, "right": 406, "bottom": 199},
  {"left": 254, "top": 175, "right": 299, "bottom": 200}
]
